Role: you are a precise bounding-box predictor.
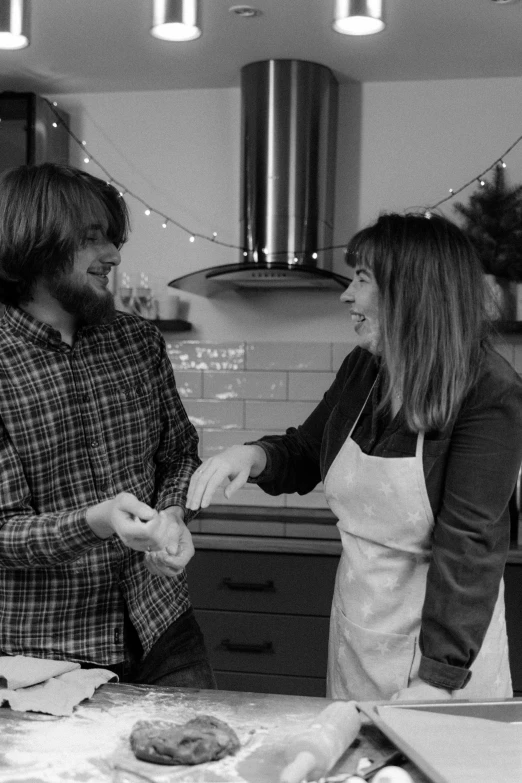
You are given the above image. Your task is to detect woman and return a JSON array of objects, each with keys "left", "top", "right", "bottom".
[{"left": 187, "top": 213, "right": 522, "bottom": 702}]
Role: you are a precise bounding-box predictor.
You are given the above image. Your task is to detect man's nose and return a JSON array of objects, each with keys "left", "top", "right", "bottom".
[{"left": 103, "top": 243, "right": 121, "bottom": 267}]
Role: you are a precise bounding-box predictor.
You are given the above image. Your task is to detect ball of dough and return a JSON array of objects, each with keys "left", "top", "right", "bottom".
[
  {"left": 130, "top": 714, "right": 240, "bottom": 766},
  {"left": 372, "top": 766, "right": 413, "bottom": 783}
]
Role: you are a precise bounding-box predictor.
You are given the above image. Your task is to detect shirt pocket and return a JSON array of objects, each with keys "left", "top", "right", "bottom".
[{"left": 118, "top": 379, "right": 161, "bottom": 460}]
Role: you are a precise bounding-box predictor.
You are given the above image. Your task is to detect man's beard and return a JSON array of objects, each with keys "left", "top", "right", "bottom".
[{"left": 52, "top": 274, "right": 116, "bottom": 326}]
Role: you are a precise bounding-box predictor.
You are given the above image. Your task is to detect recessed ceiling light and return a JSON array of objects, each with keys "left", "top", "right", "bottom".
[{"left": 228, "top": 5, "right": 262, "bottom": 17}]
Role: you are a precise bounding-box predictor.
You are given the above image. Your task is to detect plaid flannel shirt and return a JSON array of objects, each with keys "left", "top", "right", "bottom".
[{"left": 0, "top": 306, "right": 200, "bottom": 665}]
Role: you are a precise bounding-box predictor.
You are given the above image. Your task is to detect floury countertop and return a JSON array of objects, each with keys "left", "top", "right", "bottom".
[{"left": 189, "top": 505, "right": 522, "bottom": 562}]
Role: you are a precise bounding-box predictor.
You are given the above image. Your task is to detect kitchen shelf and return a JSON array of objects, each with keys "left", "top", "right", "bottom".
[
  {"left": 497, "top": 320, "right": 522, "bottom": 334},
  {"left": 152, "top": 319, "right": 192, "bottom": 332}
]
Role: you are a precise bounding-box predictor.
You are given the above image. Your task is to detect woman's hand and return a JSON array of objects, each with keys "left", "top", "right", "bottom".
[
  {"left": 391, "top": 680, "right": 455, "bottom": 702},
  {"left": 186, "top": 445, "right": 267, "bottom": 510}
]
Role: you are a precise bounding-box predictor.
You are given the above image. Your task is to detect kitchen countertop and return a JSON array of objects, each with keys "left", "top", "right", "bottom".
[
  {"left": 0, "top": 683, "right": 432, "bottom": 783},
  {"left": 191, "top": 505, "right": 522, "bottom": 561}
]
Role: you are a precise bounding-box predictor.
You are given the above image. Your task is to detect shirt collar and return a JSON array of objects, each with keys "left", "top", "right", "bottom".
[{"left": 3, "top": 305, "right": 71, "bottom": 351}]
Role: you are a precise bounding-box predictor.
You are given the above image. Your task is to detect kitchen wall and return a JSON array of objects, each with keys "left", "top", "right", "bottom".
[
  {"left": 167, "top": 334, "right": 521, "bottom": 512},
  {"left": 49, "top": 75, "right": 522, "bottom": 344}
]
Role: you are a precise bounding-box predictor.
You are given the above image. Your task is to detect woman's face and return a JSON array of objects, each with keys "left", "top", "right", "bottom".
[{"left": 340, "top": 265, "right": 381, "bottom": 354}]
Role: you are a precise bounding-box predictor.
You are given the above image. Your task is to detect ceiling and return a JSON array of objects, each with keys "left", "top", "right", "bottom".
[{"left": 0, "top": 0, "right": 521, "bottom": 95}]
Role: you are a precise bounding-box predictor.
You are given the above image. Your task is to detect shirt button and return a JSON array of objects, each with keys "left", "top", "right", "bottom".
[{"left": 90, "top": 439, "right": 99, "bottom": 448}]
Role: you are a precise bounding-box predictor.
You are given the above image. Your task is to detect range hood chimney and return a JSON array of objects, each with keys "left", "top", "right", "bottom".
[{"left": 169, "top": 59, "right": 351, "bottom": 296}]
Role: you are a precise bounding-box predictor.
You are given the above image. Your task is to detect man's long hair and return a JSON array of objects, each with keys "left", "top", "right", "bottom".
[
  {"left": 346, "top": 212, "right": 491, "bottom": 432},
  {"left": 0, "top": 163, "right": 130, "bottom": 306}
]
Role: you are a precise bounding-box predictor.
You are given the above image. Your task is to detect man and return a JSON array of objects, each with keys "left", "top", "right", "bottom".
[{"left": 0, "top": 163, "right": 215, "bottom": 687}]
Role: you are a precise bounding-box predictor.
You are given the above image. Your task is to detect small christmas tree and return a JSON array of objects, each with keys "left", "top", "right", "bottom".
[{"left": 453, "top": 164, "right": 522, "bottom": 282}]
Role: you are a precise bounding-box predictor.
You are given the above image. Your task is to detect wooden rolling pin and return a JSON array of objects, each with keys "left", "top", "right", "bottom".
[{"left": 279, "top": 700, "right": 362, "bottom": 783}]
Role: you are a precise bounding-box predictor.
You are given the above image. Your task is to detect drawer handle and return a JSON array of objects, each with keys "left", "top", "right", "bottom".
[
  {"left": 219, "top": 639, "right": 274, "bottom": 654},
  {"left": 222, "top": 577, "right": 275, "bottom": 592}
]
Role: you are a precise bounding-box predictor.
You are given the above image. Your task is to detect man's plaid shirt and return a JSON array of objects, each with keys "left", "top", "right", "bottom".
[{"left": 0, "top": 306, "right": 200, "bottom": 665}]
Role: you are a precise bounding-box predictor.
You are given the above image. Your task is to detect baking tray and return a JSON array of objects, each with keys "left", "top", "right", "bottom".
[{"left": 358, "top": 698, "right": 522, "bottom": 783}]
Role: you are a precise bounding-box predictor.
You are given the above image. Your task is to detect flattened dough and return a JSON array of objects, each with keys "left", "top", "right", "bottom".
[{"left": 130, "top": 713, "right": 240, "bottom": 765}]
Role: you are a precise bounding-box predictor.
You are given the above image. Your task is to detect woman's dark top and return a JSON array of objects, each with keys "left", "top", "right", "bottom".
[{"left": 251, "top": 345, "right": 522, "bottom": 691}]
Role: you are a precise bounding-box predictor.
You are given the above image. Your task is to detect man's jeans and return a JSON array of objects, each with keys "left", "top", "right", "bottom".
[{"left": 83, "top": 606, "right": 217, "bottom": 689}]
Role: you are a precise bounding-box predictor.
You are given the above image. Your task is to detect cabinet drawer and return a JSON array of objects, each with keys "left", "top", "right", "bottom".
[
  {"left": 196, "top": 609, "right": 329, "bottom": 678},
  {"left": 214, "top": 671, "right": 327, "bottom": 698},
  {"left": 187, "top": 550, "right": 338, "bottom": 616}
]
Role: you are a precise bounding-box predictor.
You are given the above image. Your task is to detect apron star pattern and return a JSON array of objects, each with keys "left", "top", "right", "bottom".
[{"left": 324, "top": 394, "right": 512, "bottom": 701}]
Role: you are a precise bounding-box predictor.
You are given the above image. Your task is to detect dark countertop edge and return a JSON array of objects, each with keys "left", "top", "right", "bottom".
[
  {"left": 194, "top": 504, "right": 337, "bottom": 525},
  {"left": 192, "top": 533, "right": 342, "bottom": 555},
  {"left": 193, "top": 534, "right": 522, "bottom": 561}
]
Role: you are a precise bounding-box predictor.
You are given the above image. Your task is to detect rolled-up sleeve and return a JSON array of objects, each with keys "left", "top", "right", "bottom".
[{"left": 419, "top": 367, "right": 522, "bottom": 690}]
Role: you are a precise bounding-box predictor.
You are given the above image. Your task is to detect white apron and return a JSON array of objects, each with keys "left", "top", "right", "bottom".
[{"left": 324, "top": 394, "right": 512, "bottom": 701}]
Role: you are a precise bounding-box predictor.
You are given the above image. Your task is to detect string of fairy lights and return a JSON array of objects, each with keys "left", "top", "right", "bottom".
[{"left": 45, "top": 97, "right": 522, "bottom": 254}]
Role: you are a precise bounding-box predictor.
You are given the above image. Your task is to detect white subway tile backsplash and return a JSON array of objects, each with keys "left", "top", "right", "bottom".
[
  {"left": 174, "top": 370, "right": 202, "bottom": 398},
  {"left": 210, "top": 487, "right": 284, "bottom": 507},
  {"left": 167, "top": 341, "right": 245, "bottom": 370},
  {"left": 288, "top": 371, "right": 335, "bottom": 401},
  {"left": 245, "top": 400, "right": 316, "bottom": 430},
  {"left": 199, "top": 517, "right": 286, "bottom": 537},
  {"left": 200, "top": 429, "right": 268, "bottom": 458},
  {"left": 203, "top": 371, "right": 287, "bottom": 400},
  {"left": 246, "top": 342, "right": 331, "bottom": 371},
  {"left": 183, "top": 399, "right": 244, "bottom": 429},
  {"left": 180, "top": 337, "right": 520, "bottom": 513}
]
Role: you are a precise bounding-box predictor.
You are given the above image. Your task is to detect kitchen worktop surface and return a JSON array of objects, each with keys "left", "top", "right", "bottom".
[
  {"left": 0, "top": 683, "right": 432, "bottom": 783},
  {"left": 192, "top": 505, "right": 522, "bottom": 561}
]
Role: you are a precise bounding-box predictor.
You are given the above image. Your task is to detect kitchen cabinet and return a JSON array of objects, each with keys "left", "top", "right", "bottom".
[
  {"left": 0, "top": 92, "right": 69, "bottom": 174},
  {"left": 187, "top": 548, "right": 338, "bottom": 697},
  {"left": 187, "top": 531, "right": 522, "bottom": 698},
  {"left": 504, "top": 559, "right": 522, "bottom": 696}
]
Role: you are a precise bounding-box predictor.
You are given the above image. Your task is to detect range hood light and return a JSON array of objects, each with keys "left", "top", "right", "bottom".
[
  {"left": 151, "top": 0, "right": 201, "bottom": 42},
  {"left": 0, "top": 0, "right": 30, "bottom": 50},
  {"left": 333, "top": 0, "right": 385, "bottom": 36}
]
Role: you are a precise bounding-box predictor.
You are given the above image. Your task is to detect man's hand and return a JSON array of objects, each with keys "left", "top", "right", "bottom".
[
  {"left": 391, "top": 679, "right": 455, "bottom": 702},
  {"left": 86, "top": 492, "right": 171, "bottom": 552},
  {"left": 144, "top": 507, "right": 195, "bottom": 578}
]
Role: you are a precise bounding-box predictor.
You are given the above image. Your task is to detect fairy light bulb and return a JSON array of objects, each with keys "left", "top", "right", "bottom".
[
  {"left": 189, "top": 235, "right": 195, "bottom": 243},
  {"left": 312, "top": 252, "right": 318, "bottom": 259},
  {"left": 144, "top": 209, "right": 151, "bottom": 216},
  {"left": 162, "top": 221, "right": 167, "bottom": 228},
  {"left": 83, "top": 157, "right": 90, "bottom": 163}
]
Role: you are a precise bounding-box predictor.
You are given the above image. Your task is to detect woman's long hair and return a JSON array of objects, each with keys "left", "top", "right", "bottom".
[
  {"left": 346, "top": 212, "right": 491, "bottom": 432},
  {"left": 0, "top": 163, "right": 130, "bottom": 306}
]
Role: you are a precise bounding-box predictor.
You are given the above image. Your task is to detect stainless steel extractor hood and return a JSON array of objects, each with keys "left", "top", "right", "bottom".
[{"left": 169, "top": 59, "right": 351, "bottom": 296}]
